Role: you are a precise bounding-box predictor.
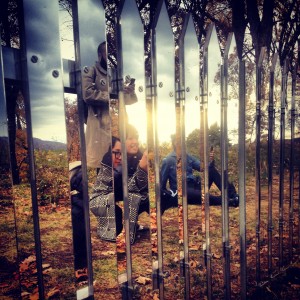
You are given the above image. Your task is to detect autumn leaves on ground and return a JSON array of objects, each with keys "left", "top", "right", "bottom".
[{"left": 1, "top": 149, "right": 300, "bottom": 299}]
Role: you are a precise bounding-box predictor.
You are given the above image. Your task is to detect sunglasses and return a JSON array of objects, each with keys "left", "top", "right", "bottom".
[{"left": 112, "top": 151, "right": 122, "bottom": 159}]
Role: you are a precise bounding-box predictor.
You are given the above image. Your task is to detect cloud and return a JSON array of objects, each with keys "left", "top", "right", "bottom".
[
  {"left": 22, "top": 0, "right": 67, "bottom": 142},
  {"left": 77, "top": 1, "right": 106, "bottom": 67}
]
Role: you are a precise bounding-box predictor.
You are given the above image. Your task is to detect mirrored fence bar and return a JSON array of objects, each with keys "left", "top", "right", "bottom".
[{"left": 0, "top": 1, "right": 300, "bottom": 299}]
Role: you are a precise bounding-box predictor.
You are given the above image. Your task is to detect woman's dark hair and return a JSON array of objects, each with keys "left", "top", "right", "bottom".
[
  {"left": 101, "top": 136, "right": 120, "bottom": 166},
  {"left": 111, "top": 136, "right": 120, "bottom": 149}
]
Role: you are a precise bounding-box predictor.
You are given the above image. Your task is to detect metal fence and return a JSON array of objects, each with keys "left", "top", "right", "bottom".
[{"left": 0, "top": 0, "right": 299, "bottom": 299}]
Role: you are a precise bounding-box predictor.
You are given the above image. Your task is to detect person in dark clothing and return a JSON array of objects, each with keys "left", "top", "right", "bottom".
[
  {"left": 160, "top": 135, "right": 239, "bottom": 214},
  {"left": 69, "top": 161, "right": 88, "bottom": 282}
]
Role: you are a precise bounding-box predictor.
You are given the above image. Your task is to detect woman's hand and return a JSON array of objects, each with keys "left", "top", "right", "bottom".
[{"left": 139, "top": 150, "right": 148, "bottom": 172}]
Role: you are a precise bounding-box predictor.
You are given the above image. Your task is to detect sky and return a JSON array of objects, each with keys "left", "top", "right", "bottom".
[
  {"left": 8, "top": 0, "right": 67, "bottom": 143},
  {"left": 0, "top": 0, "right": 239, "bottom": 144}
]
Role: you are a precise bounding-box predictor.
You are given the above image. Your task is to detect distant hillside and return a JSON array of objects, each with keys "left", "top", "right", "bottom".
[
  {"left": 0, "top": 136, "right": 66, "bottom": 152},
  {"left": 33, "top": 138, "right": 66, "bottom": 150}
]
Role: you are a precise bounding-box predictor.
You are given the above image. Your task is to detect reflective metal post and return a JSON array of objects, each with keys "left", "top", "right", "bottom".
[
  {"left": 200, "top": 23, "right": 213, "bottom": 300},
  {"left": 220, "top": 33, "right": 233, "bottom": 299},
  {"left": 150, "top": 26, "right": 165, "bottom": 297},
  {"left": 288, "top": 64, "right": 297, "bottom": 262},
  {"left": 267, "top": 53, "right": 278, "bottom": 276},
  {"left": 143, "top": 5, "right": 164, "bottom": 294},
  {"left": 0, "top": 42, "right": 21, "bottom": 298},
  {"left": 116, "top": 7, "right": 134, "bottom": 297},
  {"left": 238, "top": 59, "right": 247, "bottom": 299},
  {"left": 19, "top": 0, "right": 45, "bottom": 296},
  {"left": 255, "top": 47, "right": 266, "bottom": 284},
  {"left": 176, "top": 15, "right": 190, "bottom": 298},
  {"left": 72, "top": 1, "right": 94, "bottom": 296},
  {"left": 279, "top": 59, "right": 288, "bottom": 268}
]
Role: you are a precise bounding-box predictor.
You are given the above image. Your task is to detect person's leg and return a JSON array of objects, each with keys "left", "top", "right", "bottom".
[
  {"left": 71, "top": 196, "right": 88, "bottom": 272},
  {"left": 161, "top": 190, "right": 178, "bottom": 215},
  {"left": 187, "top": 180, "right": 202, "bottom": 205},
  {"left": 115, "top": 204, "right": 123, "bottom": 236},
  {"left": 135, "top": 198, "right": 150, "bottom": 232},
  {"left": 209, "top": 195, "right": 222, "bottom": 206},
  {"left": 209, "top": 161, "right": 238, "bottom": 197},
  {"left": 138, "top": 198, "right": 150, "bottom": 214},
  {"left": 208, "top": 161, "right": 222, "bottom": 190}
]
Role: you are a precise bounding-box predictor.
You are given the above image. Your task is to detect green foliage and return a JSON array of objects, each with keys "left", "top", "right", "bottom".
[
  {"left": 186, "top": 123, "right": 223, "bottom": 159},
  {"left": 159, "top": 141, "right": 172, "bottom": 162},
  {"left": 186, "top": 129, "right": 201, "bottom": 159},
  {"left": 35, "top": 149, "right": 69, "bottom": 205}
]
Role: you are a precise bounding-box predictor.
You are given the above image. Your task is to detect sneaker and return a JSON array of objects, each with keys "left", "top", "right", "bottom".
[{"left": 228, "top": 195, "right": 239, "bottom": 207}]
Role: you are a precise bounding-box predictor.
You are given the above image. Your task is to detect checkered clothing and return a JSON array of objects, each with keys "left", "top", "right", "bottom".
[{"left": 90, "top": 163, "right": 148, "bottom": 244}]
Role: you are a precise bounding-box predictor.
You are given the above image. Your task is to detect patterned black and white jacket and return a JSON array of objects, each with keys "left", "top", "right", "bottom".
[{"left": 90, "top": 162, "right": 148, "bottom": 244}]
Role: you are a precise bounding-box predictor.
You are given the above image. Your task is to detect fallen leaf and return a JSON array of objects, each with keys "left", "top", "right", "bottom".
[
  {"left": 47, "top": 288, "right": 60, "bottom": 299},
  {"left": 212, "top": 253, "right": 222, "bottom": 259},
  {"left": 102, "top": 250, "right": 116, "bottom": 256},
  {"left": 135, "top": 276, "right": 151, "bottom": 285},
  {"left": 153, "top": 292, "right": 160, "bottom": 300},
  {"left": 42, "top": 263, "right": 51, "bottom": 269}
]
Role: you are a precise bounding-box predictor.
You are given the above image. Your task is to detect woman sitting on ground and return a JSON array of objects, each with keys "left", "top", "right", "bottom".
[{"left": 90, "top": 136, "right": 148, "bottom": 244}]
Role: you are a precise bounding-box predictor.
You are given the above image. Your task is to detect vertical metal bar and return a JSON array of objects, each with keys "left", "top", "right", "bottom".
[
  {"left": 116, "top": 12, "right": 134, "bottom": 297},
  {"left": 146, "top": 26, "right": 164, "bottom": 298},
  {"left": 200, "top": 23, "right": 213, "bottom": 300},
  {"left": 255, "top": 47, "right": 266, "bottom": 284},
  {"left": 238, "top": 60, "right": 247, "bottom": 300},
  {"left": 221, "top": 33, "right": 232, "bottom": 299},
  {"left": 177, "top": 31, "right": 190, "bottom": 298},
  {"left": 288, "top": 65, "right": 296, "bottom": 262},
  {"left": 0, "top": 44, "right": 22, "bottom": 298},
  {"left": 297, "top": 54, "right": 300, "bottom": 248},
  {"left": 267, "top": 53, "right": 278, "bottom": 276},
  {"left": 72, "top": 1, "right": 94, "bottom": 297},
  {"left": 279, "top": 59, "right": 288, "bottom": 268},
  {"left": 119, "top": 92, "right": 133, "bottom": 299},
  {"left": 18, "top": 0, "right": 44, "bottom": 297}
]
